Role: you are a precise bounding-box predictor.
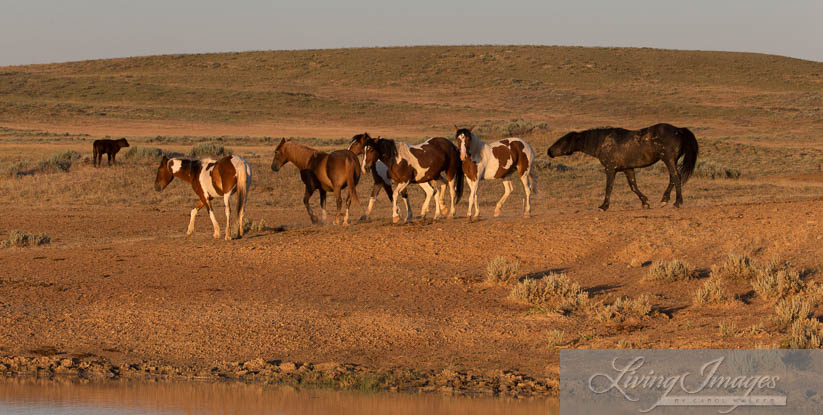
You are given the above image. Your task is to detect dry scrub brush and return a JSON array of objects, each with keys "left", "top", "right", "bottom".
[
  {"left": 486, "top": 256, "right": 520, "bottom": 284},
  {"left": 711, "top": 253, "right": 757, "bottom": 280},
  {"left": 693, "top": 278, "right": 733, "bottom": 306},
  {"left": 751, "top": 259, "right": 805, "bottom": 301},
  {"left": 508, "top": 273, "right": 589, "bottom": 315},
  {"left": 1, "top": 231, "right": 51, "bottom": 248},
  {"left": 592, "top": 294, "right": 655, "bottom": 324},
  {"left": 645, "top": 260, "right": 695, "bottom": 282}
]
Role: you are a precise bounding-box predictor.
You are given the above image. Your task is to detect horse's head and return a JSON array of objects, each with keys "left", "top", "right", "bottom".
[
  {"left": 154, "top": 155, "right": 173, "bottom": 191},
  {"left": 454, "top": 125, "right": 475, "bottom": 161},
  {"left": 118, "top": 138, "right": 130, "bottom": 148},
  {"left": 348, "top": 132, "right": 371, "bottom": 156},
  {"left": 362, "top": 136, "right": 380, "bottom": 174},
  {"left": 364, "top": 137, "right": 395, "bottom": 173},
  {"left": 271, "top": 138, "right": 289, "bottom": 172},
  {"left": 548, "top": 132, "right": 579, "bottom": 158}
]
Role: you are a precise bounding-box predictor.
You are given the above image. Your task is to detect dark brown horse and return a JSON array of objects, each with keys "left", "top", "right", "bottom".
[
  {"left": 271, "top": 138, "right": 364, "bottom": 225},
  {"left": 548, "top": 123, "right": 698, "bottom": 210},
  {"left": 93, "top": 138, "right": 129, "bottom": 167},
  {"left": 348, "top": 132, "right": 410, "bottom": 220},
  {"left": 363, "top": 136, "right": 464, "bottom": 223},
  {"left": 154, "top": 154, "right": 252, "bottom": 240}
]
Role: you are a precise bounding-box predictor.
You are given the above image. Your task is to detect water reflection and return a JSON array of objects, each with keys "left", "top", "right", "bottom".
[{"left": 0, "top": 377, "right": 556, "bottom": 415}]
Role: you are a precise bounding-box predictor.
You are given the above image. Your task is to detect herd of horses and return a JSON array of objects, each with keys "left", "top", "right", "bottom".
[{"left": 140, "top": 123, "right": 699, "bottom": 240}]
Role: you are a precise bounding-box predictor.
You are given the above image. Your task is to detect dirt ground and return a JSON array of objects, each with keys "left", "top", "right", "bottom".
[{"left": 1, "top": 144, "right": 822, "bottom": 392}]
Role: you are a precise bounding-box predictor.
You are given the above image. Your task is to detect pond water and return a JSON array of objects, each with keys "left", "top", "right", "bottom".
[{"left": 0, "top": 377, "right": 557, "bottom": 415}]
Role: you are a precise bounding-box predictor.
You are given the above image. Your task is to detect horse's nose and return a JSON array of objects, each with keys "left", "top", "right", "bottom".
[
  {"left": 154, "top": 184, "right": 162, "bottom": 192},
  {"left": 547, "top": 148, "right": 555, "bottom": 158}
]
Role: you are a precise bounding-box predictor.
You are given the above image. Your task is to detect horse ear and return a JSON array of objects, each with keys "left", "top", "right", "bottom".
[
  {"left": 454, "top": 124, "right": 459, "bottom": 131},
  {"left": 469, "top": 126, "right": 475, "bottom": 132}
]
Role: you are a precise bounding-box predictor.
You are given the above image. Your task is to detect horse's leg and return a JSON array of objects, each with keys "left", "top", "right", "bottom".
[
  {"left": 346, "top": 172, "right": 365, "bottom": 222},
  {"left": 223, "top": 193, "right": 233, "bottom": 240},
  {"left": 392, "top": 182, "right": 410, "bottom": 223},
  {"left": 344, "top": 191, "right": 351, "bottom": 225},
  {"left": 599, "top": 169, "right": 616, "bottom": 211},
  {"left": 206, "top": 198, "right": 220, "bottom": 239},
  {"left": 187, "top": 200, "right": 205, "bottom": 237},
  {"left": 300, "top": 171, "right": 319, "bottom": 223},
  {"left": 519, "top": 173, "right": 532, "bottom": 218},
  {"left": 624, "top": 169, "right": 650, "bottom": 209},
  {"left": 366, "top": 183, "right": 382, "bottom": 219},
  {"left": 494, "top": 180, "right": 513, "bottom": 217},
  {"left": 466, "top": 179, "right": 479, "bottom": 220},
  {"left": 431, "top": 180, "right": 443, "bottom": 220},
  {"left": 446, "top": 176, "right": 456, "bottom": 219},
  {"left": 107, "top": 153, "right": 112, "bottom": 166},
  {"left": 319, "top": 189, "right": 328, "bottom": 222},
  {"left": 333, "top": 186, "right": 344, "bottom": 225},
  {"left": 661, "top": 158, "right": 682, "bottom": 207},
  {"left": 402, "top": 189, "right": 412, "bottom": 222},
  {"left": 418, "top": 182, "right": 435, "bottom": 220},
  {"left": 112, "top": 153, "right": 117, "bottom": 166}
]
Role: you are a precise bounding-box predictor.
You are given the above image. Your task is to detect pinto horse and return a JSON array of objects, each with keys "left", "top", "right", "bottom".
[
  {"left": 363, "top": 136, "right": 463, "bottom": 223},
  {"left": 154, "top": 154, "right": 252, "bottom": 240},
  {"left": 454, "top": 127, "right": 536, "bottom": 220},
  {"left": 271, "top": 138, "right": 364, "bottom": 225},
  {"left": 348, "top": 133, "right": 410, "bottom": 220},
  {"left": 547, "top": 123, "right": 698, "bottom": 210},
  {"left": 93, "top": 138, "right": 129, "bottom": 167}
]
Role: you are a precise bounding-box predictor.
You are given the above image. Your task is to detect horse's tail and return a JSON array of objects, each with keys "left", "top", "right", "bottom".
[
  {"left": 678, "top": 128, "right": 699, "bottom": 184},
  {"left": 235, "top": 156, "right": 251, "bottom": 218}
]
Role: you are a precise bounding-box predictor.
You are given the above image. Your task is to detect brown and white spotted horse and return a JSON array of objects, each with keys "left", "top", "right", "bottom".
[
  {"left": 271, "top": 138, "right": 364, "bottom": 225},
  {"left": 154, "top": 154, "right": 252, "bottom": 240},
  {"left": 93, "top": 138, "right": 129, "bottom": 167},
  {"left": 454, "top": 127, "right": 536, "bottom": 220},
  {"left": 348, "top": 133, "right": 410, "bottom": 220},
  {"left": 363, "top": 136, "right": 464, "bottom": 223}
]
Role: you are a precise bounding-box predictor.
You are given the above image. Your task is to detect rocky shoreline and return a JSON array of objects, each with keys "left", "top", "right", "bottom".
[{"left": 0, "top": 355, "right": 556, "bottom": 398}]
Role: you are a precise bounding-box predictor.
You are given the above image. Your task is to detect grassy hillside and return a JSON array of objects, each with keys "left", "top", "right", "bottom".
[{"left": 1, "top": 46, "right": 821, "bottom": 138}]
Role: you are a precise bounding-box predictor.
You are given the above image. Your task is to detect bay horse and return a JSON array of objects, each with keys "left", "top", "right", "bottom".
[
  {"left": 454, "top": 127, "right": 536, "bottom": 220},
  {"left": 271, "top": 138, "right": 364, "bottom": 225},
  {"left": 348, "top": 133, "right": 411, "bottom": 220},
  {"left": 547, "top": 123, "right": 698, "bottom": 210},
  {"left": 363, "top": 136, "right": 464, "bottom": 223},
  {"left": 154, "top": 154, "right": 252, "bottom": 240},
  {"left": 93, "top": 138, "right": 129, "bottom": 167}
]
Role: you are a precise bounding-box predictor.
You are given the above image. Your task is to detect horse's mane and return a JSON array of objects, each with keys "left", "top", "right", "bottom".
[{"left": 375, "top": 138, "right": 398, "bottom": 160}]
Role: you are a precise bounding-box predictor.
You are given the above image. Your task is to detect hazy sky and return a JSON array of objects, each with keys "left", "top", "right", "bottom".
[{"left": 1, "top": 0, "right": 821, "bottom": 66}]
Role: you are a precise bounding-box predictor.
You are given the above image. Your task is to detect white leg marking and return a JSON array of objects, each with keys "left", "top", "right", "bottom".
[
  {"left": 208, "top": 207, "right": 220, "bottom": 239},
  {"left": 418, "top": 182, "right": 434, "bottom": 219},
  {"left": 223, "top": 193, "right": 232, "bottom": 240},
  {"left": 187, "top": 208, "right": 198, "bottom": 235},
  {"left": 520, "top": 172, "right": 532, "bottom": 217},
  {"left": 432, "top": 181, "right": 442, "bottom": 220},
  {"left": 495, "top": 181, "right": 513, "bottom": 217},
  {"left": 366, "top": 197, "right": 376, "bottom": 218}
]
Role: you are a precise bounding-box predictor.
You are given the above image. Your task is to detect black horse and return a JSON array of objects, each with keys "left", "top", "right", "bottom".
[{"left": 548, "top": 123, "right": 698, "bottom": 210}]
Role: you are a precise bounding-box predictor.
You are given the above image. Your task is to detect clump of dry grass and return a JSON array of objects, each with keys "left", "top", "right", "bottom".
[
  {"left": 592, "top": 294, "right": 654, "bottom": 323},
  {"left": 546, "top": 329, "right": 565, "bottom": 349},
  {"left": 711, "top": 253, "right": 757, "bottom": 280},
  {"left": 644, "top": 260, "right": 694, "bottom": 282},
  {"left": 486, "top": 256, "right": 520, "bottom": 284},
  {"left": 751, "top": 259, "right": 804, "bottom": 301},
  {"left": 718, "top": 321, "right": 738, "bottom": 338},
  {"left": 695, "top": 160, "right": 741, "bottom": 179},
  {"left": 509, "top": 273, "right": 589, "bottom": 315},
  {"left": 787, "top": 318, "right": 823, "bottom": 349},
  {"left": 1, "top": 230, "right": 51, "bottom": 248},
  {"left": 241, "top": 218, "right": 281, "bottom": 234},
  {"left": 4, "top": 150, "right": 83, "bottom": 177},
  {"left": 123, "top": 146, "right": 164, "bottom": 162},
  {"left": 693, "top": 278, "right": 732, "bottom": 305},
  {"left": 189, "top": 143, "right": 232, "bottom": 158},
  {"left": 774, "top": 296, "right": 813, "bottom": 327}
]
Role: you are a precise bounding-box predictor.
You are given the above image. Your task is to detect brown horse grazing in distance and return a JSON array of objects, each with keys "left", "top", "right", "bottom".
[
  {"left": 348, "top": 132, "right": 410, "bottom": 220},
  {"left": 548, "top": 123, "right": 698, "bottom": 211},
  {"left": 154, "top": 154, "right": 252, "bottom": 240},
  {"left": 93, "top": 138, "right": 129, "bottom": 167},
  {"left": 271, "top": 138, "right": 364, "bottom": 225},
  {"left": 363, "top": 136, "right": 464, "bottom": 223},
  {"left": 454, "top": 127, "right": 536, "bottom": 220}
]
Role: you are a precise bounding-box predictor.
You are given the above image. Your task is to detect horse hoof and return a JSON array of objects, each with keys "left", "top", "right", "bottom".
[
  {"left": 642, "top": 203, "right": 650, "bottom": 209},
  {"left": 213, "top": 234, "right": 220, "bottom": 239},
  {"left": 523, "top": 212, "right": 531, "bottom": 218},
  {"left": 660, "top": 201, "right": 668, "bottom": 208},
  {"left": 392, "top": 216, "right": 400, "bottom": 224},
  {"left": 493, "top": 210, "right": 501, "bottom": 217},
  {"left": 674, "top": 203, "right": 682, "bottom": 209},
  {"left": 225, "top": 236, "right": 232, "bottom": 241},
  {"left": 598, "top": 205, "right": 609, "bottom": 212}
]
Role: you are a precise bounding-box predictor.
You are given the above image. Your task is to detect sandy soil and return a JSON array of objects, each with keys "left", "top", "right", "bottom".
[{"left": 2, "top": 190, "right": 821, "bottom": 390}]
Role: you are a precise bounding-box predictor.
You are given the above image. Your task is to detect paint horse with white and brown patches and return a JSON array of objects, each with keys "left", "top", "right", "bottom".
[
  {"left": 547, "top": 123, "right": 698, "bottom": 211},
  {"left": 271, "top": 138, "right": 364, "bottom": 225},
  {"left": 348, "top": 132, "right": 411, "bottom": 221},
  {"left": 454, "top": 127, "right": 536, "bottom": 220},
  {"left": 363, "top": 136, "right": 464, "bottom": 223},
  {"left": 154, "top": 154, "right": 252, "bottom": 240}
]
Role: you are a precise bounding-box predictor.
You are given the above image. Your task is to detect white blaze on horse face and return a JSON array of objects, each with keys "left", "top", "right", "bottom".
[{"left": 458, "top": 134, "right": 468, "bottom": 161}]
